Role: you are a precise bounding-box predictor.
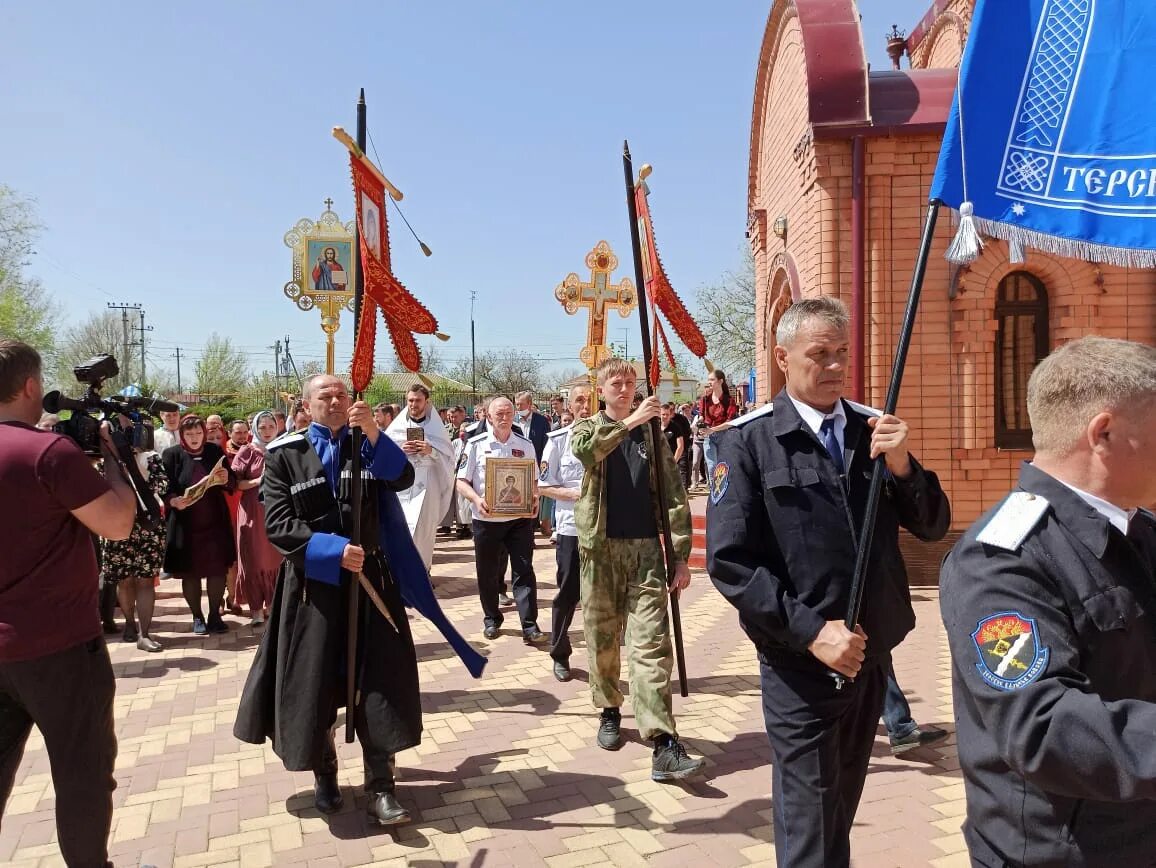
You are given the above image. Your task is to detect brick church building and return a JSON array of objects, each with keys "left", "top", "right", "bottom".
[{"left": 747, "top": 0, "right": 1156, "bottom": 576}]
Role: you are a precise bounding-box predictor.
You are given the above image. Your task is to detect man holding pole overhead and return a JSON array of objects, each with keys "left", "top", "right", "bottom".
[
  {"left": 706, "top": 297, "right": 949, "bottom": 867},
  {"left": 570, "top": 356, "right": 705, "bottom": 781}
]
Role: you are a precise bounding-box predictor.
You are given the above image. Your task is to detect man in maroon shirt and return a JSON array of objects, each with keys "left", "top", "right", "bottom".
[{"left": 0, "top": 339, "right": 136, "bottom": 868}]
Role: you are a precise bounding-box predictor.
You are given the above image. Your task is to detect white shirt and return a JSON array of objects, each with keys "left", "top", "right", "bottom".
[
  {"left": 153, "top": 427, "right": 179, "bottom": 454},
  {"left": 1055, "top": 478, "right": 1137, "bottom": 536},
  {"left": 540, "top": 425, "right": 583, "bottom": 537},
  {"left": 456, "top": 428, "right": 536, "bottom": 523},
  {"left": 787, "top": 392, "right": 848, "bottom": 463}
]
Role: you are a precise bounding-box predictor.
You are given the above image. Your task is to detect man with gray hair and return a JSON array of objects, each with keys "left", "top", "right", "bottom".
[
  {"left": 940, "top": 335, "right": 1156, "bottom": 866},
  {"left": 707, "top": 296, "right": 950, "bottom": 867}
]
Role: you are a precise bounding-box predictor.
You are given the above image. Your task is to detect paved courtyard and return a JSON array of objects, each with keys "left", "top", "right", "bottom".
[{"left": 1, "top": 529, "right": 971, "bottom": 867}]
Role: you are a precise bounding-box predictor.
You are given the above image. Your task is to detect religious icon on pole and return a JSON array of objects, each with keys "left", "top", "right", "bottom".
[
  {"left": 283, "top": 201, "right": 357, "bottom": 374},
  {"left": 554, "top": 241, "right": 638, "bottom": 370}
]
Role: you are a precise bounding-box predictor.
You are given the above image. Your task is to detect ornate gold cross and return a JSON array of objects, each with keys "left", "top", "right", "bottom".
[{"left": 554, "top": 241, "right": 637, "bottom": 369}]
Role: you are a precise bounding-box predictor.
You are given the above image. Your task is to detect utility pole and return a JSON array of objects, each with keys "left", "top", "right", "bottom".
[
  {"left": 173, "top": 348, "right": 183, "bottom": 393},
  {"left": 470, "top": 290, "right": 477, "bottom": 397},
  {"left": 107, "top": 302, "right": 141, "bottom": 382},
  {"left": 283, "top": 334, "right": 302, "bottom": 390},
  {"left": 271, "top": 339, "right": 283, "bottom": 396},
  {"left": 133, "top": 309, "right": 153, "bottom": 385}
]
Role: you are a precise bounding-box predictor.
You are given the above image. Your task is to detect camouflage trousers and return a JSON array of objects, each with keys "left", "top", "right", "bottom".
[{"left": 579, "top": 537, "right": 676, "bottom": 740}]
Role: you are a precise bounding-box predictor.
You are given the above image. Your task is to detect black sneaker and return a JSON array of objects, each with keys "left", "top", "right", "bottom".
[
  {"left": 651, "top": 736, "right": 705, "bottom": 781},
  {"left": 483, "top": 624, "right": 500, "bottom": 640},
  {"left": 206, "top": 616, "right": 228, "bottom": 635},
  {"left": 498, "top": 592, "right": 514, "bottom": 608},
  {"left": 523, "top": 628, "right": 548, "bottom": 646},
  {"left": 889, "top": 725, "right": 949, "bottom": 755},
  {"left": 597, "top": 708, "right": 623, "bottom": 751}
]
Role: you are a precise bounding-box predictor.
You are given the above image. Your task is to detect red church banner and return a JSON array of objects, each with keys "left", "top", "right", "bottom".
[
  {"left": 634, "top": 180, "right": 708, "bottom": 387},
  {"left": 348, "top": 153, "right": 440, "bottom": 388}
]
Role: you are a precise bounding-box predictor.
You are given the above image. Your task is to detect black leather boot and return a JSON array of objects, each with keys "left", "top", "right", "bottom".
[
  {"left": 366, "top": 789, "right": 410, "bottom": 825},
  {"left": 313, "top": 731, "right": 343, "bottom": 814},
  {"left": 313, "top": 772, "right": 343, "bottom": 814}
]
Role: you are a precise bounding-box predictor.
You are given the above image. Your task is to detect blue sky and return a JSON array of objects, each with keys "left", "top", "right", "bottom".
[{"left": 1, "top": 0, "right": 931, "bottom": 384}]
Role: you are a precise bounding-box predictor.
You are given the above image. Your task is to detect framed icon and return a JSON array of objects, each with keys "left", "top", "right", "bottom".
[
  {"left": 485, "top": 457, "right": 537, "bottom": 518},
  {"left": 305, "top": 239, "right": 353, "bottom": 293}
]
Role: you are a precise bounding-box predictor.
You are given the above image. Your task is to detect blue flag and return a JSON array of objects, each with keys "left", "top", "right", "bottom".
[{"left": 932, "top": 0, "right": 1156, "bottom": 266}]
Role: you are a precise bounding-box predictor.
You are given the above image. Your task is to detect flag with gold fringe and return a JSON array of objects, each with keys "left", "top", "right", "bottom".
[
  {"left": 340, "top": 131, "right": 443, "bottom": 391},
  {"left": 634, "top": 172, "right": 712, "bottom": 388}
]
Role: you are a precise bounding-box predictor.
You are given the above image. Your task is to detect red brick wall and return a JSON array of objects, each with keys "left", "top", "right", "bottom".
[
  {"left": 908, "top": 0, "right": 972, "bottom": 70},
  {"left": 749, "top": 0, "right": 1156, "bottom": 537}
]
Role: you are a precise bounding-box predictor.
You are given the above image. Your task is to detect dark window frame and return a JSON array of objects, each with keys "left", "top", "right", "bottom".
[{"left": 994, "top": 271, "right": 1049, "bottom": 449}]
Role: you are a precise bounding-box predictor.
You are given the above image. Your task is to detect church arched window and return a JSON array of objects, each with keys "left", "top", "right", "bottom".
[{"left": 994, "top": 271, "right": 1049, "bottom": 449}]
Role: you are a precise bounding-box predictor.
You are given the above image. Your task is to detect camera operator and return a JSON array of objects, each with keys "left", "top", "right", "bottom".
[{"left": 0, "top": 339, "right": 136, "bottom": 867}]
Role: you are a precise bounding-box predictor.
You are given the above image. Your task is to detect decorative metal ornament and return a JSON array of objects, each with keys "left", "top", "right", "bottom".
[
  {"left": 553, "top": 240, "right": 637, "bottom": 370},
  {"left": 283, "top": 201, "right": 357, "bottom": 374}
]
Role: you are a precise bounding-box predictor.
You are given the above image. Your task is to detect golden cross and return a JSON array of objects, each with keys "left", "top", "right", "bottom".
[{"left": 554, "top": 241, "right": 637, "bottom": 369}]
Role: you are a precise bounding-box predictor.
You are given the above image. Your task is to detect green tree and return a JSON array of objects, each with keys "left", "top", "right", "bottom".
[
  {"left": 695, "top": 249, "right": 756, "bottom": 383},
  {"left": 0, "top": 186, "right": 58, "bottom": 354},
  {"left": 194, "top": 333, "right": 249, "bottom": 398}
]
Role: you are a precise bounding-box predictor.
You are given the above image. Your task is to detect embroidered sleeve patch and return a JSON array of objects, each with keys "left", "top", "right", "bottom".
[
  {"left": 971, "top": 611, "right": 1049, "bottom": 691},
  {"left": 540, "top": 460, "right": 549, "bottom": 481},
  {"left": 710, "top": 461, "right": 731, "bottom": 504}
]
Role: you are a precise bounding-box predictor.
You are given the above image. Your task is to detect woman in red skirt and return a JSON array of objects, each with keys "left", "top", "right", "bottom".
[{"left": 231, "top": 411, "right": 283, "bottom": 626}]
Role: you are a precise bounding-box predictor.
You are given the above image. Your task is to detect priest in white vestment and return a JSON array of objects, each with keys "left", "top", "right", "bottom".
[{"left": 385, "top": 384, "right": 455, "bottom": 571}]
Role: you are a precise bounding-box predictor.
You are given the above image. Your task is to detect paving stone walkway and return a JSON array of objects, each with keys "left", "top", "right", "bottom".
[{"left": 1, "top": 532, "right": 970, "bottom": 867}]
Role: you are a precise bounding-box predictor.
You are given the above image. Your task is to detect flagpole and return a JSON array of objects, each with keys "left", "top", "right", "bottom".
[
  {"left": 623, "top": 140, "right": 689, "bottom": 698},
  {"left": 835, "top": 199, "right": 941, "bottom": 689},
  {"left": 346, "top": 88, "right": 367, "bottom": 743}
]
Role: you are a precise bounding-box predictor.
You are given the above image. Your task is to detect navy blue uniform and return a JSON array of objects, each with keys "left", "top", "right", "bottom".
[
  {"left": 706, "top": 390, "right": 949, "bottom": 867},
  {"left": 941, "top": 463, "right": 1156, "bottom": 867}
]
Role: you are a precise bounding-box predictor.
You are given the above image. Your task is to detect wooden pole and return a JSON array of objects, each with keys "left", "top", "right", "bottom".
[{"left": 622, "top": 141, "right": 688, "bottom": 698}]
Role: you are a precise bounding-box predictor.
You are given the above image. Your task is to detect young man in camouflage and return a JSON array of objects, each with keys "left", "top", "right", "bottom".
[{"left": 570, "top": 357, "right": 705, "bottom": 781}]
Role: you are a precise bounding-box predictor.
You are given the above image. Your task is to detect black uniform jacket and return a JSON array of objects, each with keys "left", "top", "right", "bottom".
[
  {"left": 706, "top": 390, "right": 950, "bottom": 668},
  {"left": 941, "top": 463, "right": 1156, "bottom": 867},
  {"left": 160, "top": 443, "right": 236, "bottom": 575},
  {"left": 233, "top": 431, "right": 421, "bottom": 771}
]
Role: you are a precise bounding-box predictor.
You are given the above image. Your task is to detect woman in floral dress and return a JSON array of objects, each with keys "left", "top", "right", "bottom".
[
  {"left": 102, "top": 449, "right": 168, "bottom": 652},
  {"left": 231, "top": 411, "right": 283, "bottom": 626}
]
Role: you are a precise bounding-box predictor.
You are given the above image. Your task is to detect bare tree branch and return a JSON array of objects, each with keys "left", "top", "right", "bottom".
[{"left": 694, "top": 249, "right": 756, "bottom": 381}]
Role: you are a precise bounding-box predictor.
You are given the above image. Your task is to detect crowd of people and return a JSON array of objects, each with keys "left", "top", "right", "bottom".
[
  {"left": 36, "top": 368, "right": 750, "bottom": 660},
  {"left": 4, "top": 307, "right": 1156, "bottom": 867}
]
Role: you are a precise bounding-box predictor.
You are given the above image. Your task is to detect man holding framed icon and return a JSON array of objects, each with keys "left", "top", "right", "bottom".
[{"left": 455, "top": 396, "right": 546, "bottom": 644}]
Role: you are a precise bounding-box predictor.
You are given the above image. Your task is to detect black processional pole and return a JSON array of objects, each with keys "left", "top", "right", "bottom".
[
  {"left": 623, "top": 141, "right": 689, "bottom": 698},
  {"left": 346, "top": 88, "right": 368, "bottom": 742},
  {"left": 834, "top": 200, "right": 941, "bottom": 690}
]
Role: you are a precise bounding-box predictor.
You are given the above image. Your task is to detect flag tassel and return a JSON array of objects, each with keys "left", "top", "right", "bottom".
[{"left": 945, "top": 202, "right": 984, "bottom": 265}]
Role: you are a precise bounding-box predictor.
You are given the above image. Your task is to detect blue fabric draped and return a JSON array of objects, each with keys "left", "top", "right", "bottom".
[
  {"left": 932, "top": 0, "right": 1156, "bottom": 266},
  {"left": 377, "top": 487, "right": 487, "bottom": 679}
]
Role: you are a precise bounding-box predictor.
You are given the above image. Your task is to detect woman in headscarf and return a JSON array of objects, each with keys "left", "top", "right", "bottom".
[
  {"left": 230, "top": 410, "right": 283, "bottom": 626},
  {"left": 162, "top": 414, "right": 236, "bottom": 635}
]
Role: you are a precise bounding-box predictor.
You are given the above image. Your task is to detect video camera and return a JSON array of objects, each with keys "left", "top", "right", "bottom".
[{"left": 42, "top": 354, "right": 180, "bottom": 529}]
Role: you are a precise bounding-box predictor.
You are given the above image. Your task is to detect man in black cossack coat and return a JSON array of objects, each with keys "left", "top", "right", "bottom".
[{"left": 234, "top": 374, "right": 484, "bottom": 826}]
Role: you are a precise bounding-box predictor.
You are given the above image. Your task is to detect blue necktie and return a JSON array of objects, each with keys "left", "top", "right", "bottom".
[{"left": 820, "top": 417, "right": 845, "bottom": 475}]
